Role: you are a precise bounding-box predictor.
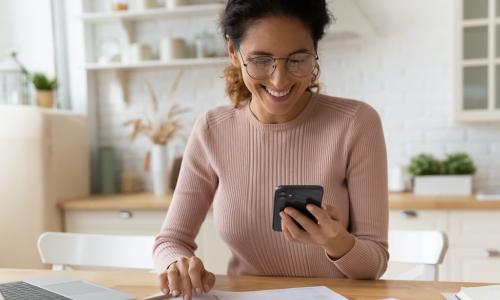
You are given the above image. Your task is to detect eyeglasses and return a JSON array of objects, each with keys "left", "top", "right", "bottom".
[{"left": 238, "top": 49, "right": 318, "bottom": 80}]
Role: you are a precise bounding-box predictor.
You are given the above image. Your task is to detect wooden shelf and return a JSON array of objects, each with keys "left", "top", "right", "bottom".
[
  {"left": 84, "top": 57, "right": 229, "bottom": 70},
  {"left": 80, "top": 3, "right": 224, "bottom": 23}
]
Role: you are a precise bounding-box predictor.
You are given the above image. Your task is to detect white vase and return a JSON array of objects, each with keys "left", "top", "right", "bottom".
[
  {"left": 150, "top": 144, "right": 171, "bottom": 198},
  {"left": 413, "top": 175, "right": 472, "bottom": 196}
]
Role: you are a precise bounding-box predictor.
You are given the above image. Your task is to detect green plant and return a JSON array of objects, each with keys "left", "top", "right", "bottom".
[
  {"left": 407, "top": 152, "right": 477, "bottom": 176},
  {"left": 31, "top": 73, "right": 57, "bottom": 91},
  {"left": 407, "top": 154, "right": 442, "bottom": 176},
  {"left": 442, "top": 153, "right": 476, "bottom": 175}
]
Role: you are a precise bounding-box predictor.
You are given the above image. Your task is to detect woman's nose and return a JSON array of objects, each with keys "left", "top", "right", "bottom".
[{"left": 269, "top": 60, "right": 290, "bottom": 88}]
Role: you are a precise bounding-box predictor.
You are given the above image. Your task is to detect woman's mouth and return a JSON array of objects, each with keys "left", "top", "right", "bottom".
[{"left": 262, "top": 85, "right": 294, "bottom": 102}]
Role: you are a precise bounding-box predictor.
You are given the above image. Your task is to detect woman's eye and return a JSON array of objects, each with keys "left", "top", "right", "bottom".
[{"left": 251, "top": 57, "right": 273, "bottom": 65}]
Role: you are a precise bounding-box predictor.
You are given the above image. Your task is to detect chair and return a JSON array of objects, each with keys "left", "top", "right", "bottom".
[
  {"left": 37, "top": 232, "right": 155, "bottom": 271},
  {"left": 386, "top": 230, "right": 448, "bottom": 281}
]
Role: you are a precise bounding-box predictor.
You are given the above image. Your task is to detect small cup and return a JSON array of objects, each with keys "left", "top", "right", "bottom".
[
  {"left": 160, "top": 37, "right": 187, "bottom": 61},
  {"left": 165, "top": 0, "right": 190, "bottom": 9},
  {"left": 130, "top": 0, "right": 159, "bottom": 10},
  {"left": 111, "top": 0, "right": 129, "bottom": 11},
  {"left": 128, "top": 43, "right": 154, "bottom": 63}
]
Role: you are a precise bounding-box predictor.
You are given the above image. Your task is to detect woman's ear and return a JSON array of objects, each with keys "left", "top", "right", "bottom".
[{"left": 226, "top": 38, "right": 240, "bottom": 68}]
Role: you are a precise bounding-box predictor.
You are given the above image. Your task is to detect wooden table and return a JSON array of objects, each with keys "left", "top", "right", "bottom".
[{"left": 0, "top": 269, "right": 488, "bottom": 300}]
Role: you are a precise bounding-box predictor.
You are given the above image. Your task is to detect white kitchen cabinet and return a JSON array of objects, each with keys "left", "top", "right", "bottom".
[
  {"left": 64, "top": 206, "right": 500, "bottom": 281},
  {"left": 389, "top": 209, "right": 500, "bottom": 282},
  {"left": 64, "top": 209, "right": 230, "bottom": 274},
  {"left": 455, "top": 0, "right": 500, "bottom": 121},
  {"left": 449, "top": 211, "right": 500, "bottom": 245},
  {"left": 447, "top": 211, "right": 500, "bottom": 282},
  {"left": 389, "top": 210, "right": 449, "bottom": 231},
  {"left": 64, "top": 210, "right": 165, "bottom": 235},
  {"left": 448, "top": 247, "right": 500, "bottom": 282}
]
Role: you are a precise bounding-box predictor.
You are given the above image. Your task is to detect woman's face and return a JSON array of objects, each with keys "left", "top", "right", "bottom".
[{"left": 227, "top": 16, "right": 316, "bottom": 123}]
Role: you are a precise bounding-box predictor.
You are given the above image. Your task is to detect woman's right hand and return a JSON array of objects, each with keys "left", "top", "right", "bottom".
[{"left": 158, "top": 256, "right": 216, "bottom": 300}]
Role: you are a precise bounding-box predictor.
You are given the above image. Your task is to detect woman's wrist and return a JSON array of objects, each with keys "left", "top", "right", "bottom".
[{"left": 324, "top": 230, "right": 355, "bottom": 260}]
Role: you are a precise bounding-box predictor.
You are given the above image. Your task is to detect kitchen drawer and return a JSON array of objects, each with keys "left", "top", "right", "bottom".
[
  {"left": 448, "top": 247, "right": 500, "bottom": 283},
  {"left": 64, "top": 210, "right": 231, "bottom": 274},
  {"left": 64, "top": 210, "right": 166, "bottom": 235},
  {"left": 449, "top": 212, "right": 500, "bottom": 246},
  {"left": 389, "top": 210, "right": 448, "bottom": 231}
]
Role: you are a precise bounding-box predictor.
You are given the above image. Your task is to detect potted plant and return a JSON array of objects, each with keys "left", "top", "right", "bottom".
[
  {"left": 123, "top": 77, "right": 188, "bottom": 198},
  {"left": 407, "top": 153, "right": 476, "bottom": 196},
  {"left": 31, "top": 72, "right": 57, "bottom": 108}
]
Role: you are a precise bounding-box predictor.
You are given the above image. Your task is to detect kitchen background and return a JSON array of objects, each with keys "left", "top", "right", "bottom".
[
  {"left": 1, "top": 0, "right": 499, "bottom": 192},
  {"left": 1, "top": 0, "right": 500, "bottom": 282}
]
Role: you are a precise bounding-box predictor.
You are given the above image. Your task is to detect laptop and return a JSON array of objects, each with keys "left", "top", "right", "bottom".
[{"left": 0, "top": 275, "right": 135, "bottom": 300}]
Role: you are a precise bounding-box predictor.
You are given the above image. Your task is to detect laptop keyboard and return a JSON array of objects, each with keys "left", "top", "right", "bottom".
[{"left": 0, "top": 281, "right": 71, "bottom": 300}]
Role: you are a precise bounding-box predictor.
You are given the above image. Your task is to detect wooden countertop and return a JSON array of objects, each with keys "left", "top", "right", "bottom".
[
  {"left": 59, "top": 193, "right": 172, "bottom": 211},
  {"left": 59, "top": 192, "right": 500, "bottom": 211},
  {"left": 0, "top": 269, "right": 489, "bottom": 300}
]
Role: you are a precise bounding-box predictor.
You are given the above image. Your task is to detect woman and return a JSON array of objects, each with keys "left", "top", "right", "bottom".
[{"left": 153, "top": 0, "right": 389, "bottom": 298}]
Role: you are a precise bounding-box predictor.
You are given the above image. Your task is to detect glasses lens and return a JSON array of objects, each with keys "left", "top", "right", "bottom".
[
  {"left": 246, "top": 56, "right": 275, "bottom": 79},
  {"left": 286, "top": 53, "right": 316, "bottom": 77}
]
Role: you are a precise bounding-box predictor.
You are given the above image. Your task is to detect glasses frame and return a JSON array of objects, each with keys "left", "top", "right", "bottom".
[{"left": 238, "top": 49, "right": 319, "bottom": 80}]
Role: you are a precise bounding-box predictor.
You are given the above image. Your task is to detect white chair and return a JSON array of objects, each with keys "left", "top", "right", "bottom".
[
  {"left": 37, "top": 232, "right": 155, "bottom": 271},
  {"left": 386, "top": 230, "right": 448, "bottom": 281}
]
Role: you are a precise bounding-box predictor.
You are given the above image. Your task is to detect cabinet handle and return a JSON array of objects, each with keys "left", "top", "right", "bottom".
[
  {"left": 118, "top": 210, "right": 133, "bottom": 219},
  {"left": 484, "top": 249, "right": 500, "bottom": 258},
  {"left": 402, "top": 210, "right": 418, "bottom": 218}
]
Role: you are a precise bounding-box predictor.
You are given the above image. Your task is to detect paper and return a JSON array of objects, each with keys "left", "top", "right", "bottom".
[
  {"left": 456, "top": 284, "right": 500, "bottom": 300},
  {"left": 441, "top": 293, "right": 459, "bottom": 300},
  {"left": 144, "top": 286, "right": 347, "bottom": 300}
]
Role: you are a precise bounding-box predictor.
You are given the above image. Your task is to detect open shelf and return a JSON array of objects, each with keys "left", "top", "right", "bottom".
[
  {"left": 80, "top": 3, "right": 224, "bottom": 23},
  {"left": 84, "top": 57, "right": 229, "bottom": 70}
]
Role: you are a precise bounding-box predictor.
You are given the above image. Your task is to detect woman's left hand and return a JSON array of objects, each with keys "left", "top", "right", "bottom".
[{"left": 280, "top": 203, "right": 355, "bottom": 259}]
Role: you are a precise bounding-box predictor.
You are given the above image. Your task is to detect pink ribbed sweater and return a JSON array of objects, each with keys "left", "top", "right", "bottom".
[{"left": 153, "top": 93, "right": 389, "bottom": 279}]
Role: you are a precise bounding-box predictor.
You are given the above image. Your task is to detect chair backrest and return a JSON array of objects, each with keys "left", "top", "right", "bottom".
[
  {"left": 387, "top": 230, "right": 448, "bottom": 281},
  {"left": 37, "top": 232, "right": 155, "bottom": 271}
]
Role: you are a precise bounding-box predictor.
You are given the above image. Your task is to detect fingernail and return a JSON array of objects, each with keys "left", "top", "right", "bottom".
[
  {"left": 161, "top": 288, "right": 168, "bottom": 294},
  {"left": 172, "top": 290, "right": 179, "bottom": 297},
  {"left": 306, "top": 204, "right": 313, "bottom": 211},
  {"left": 279, "top": 212, "right": 284, "bottom": 218},
  {"left": 204, "top": 284, "right": 210, "bottom": 293},
  {"left": 195, "top": 288, "right": 202, "bottom": 295}
]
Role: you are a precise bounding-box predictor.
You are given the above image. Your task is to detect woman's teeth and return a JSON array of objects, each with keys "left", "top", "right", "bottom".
[{"left": 265, "top": 86, "right": 291, "bottom": 97}]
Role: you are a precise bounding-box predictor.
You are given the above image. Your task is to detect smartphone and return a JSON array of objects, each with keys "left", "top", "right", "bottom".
[{"left": 272, "top": 185, "right": 324, "bottom": 232}]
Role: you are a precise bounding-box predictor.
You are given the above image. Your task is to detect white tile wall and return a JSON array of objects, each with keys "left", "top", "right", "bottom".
[{"left": 96, "top": 0, "right": 500, "bottom": 191}]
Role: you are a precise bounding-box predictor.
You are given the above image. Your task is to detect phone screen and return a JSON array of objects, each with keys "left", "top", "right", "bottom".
[{"left": 272, "top": 185, "right": 324, "bottom": 231}]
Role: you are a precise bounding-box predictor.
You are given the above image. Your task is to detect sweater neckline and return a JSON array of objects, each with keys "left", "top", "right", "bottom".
[{"left": 243, "top": 92, "right": 318, "bottom": 131}]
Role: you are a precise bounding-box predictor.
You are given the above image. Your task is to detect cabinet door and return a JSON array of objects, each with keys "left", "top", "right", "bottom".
[
  {"left": 456, "top": 0, "right": 500, "bottom": 121},
  {"left": 449, "top": 211, "right": 500, "bottom": 246},
  {"left": 449, "top": 247, "right": 500, "bottom": 282},
  {"left": 389, "top": 210, "right": 448, "bottom": 231},
  {"left": 195, "top": 211, "right": 231, "bottom": 275},
  {"left": 64, "top": 210, "right": 166, "bottom": 235}
]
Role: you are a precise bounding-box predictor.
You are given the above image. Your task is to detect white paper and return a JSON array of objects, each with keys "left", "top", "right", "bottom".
[
  {"left": 144, "top": 286, "right": 347, "bottom": 300},
  {"left": 441, "top": 293, "right": 459, "bottom": 300}
]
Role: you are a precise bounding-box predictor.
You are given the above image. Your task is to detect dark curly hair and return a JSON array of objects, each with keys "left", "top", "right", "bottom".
[{"left": 219, "top": 0, "right": 333, "bottom": 107}]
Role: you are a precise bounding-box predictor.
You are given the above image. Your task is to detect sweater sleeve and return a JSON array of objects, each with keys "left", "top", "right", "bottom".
[
  {"left": 153, "top": 113, "right": 218, "bottom": 274},
  {"left": 329, "top": 103, "right": 389, "bottom": 279}
]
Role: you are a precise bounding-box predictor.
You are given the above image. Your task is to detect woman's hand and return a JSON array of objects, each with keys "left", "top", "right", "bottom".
[
  {"left": 157, "top": 256, "right": 216, "bottom": 300},
  {"left": 280, "top": 203, "right": 355, "bottom": 259}
]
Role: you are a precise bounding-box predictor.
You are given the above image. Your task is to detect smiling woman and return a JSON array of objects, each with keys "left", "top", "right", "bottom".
[{"left": 153, "top": 1, "right": 389, "bottom": 299}]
